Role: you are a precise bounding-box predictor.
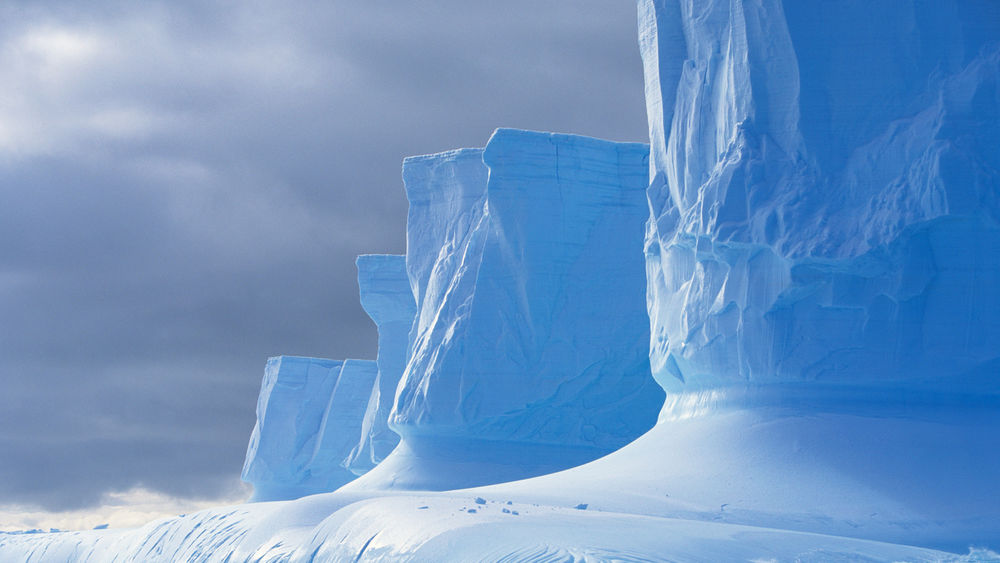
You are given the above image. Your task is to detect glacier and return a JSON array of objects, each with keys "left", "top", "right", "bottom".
[
  {"left": 344, "top": 254, "right": 415, "bottom": 475},
  {"left": 350, "top": 129, "right": 664, "bottom": 491},
  {"left": 2, "top": 0, "right": 999, "bottom": 561},
  {"left": 241, "top": 356, "right": 376, "bottom": 502},
  {"left": 641, "top": 0, "right": 1000, "bottom": 394}
]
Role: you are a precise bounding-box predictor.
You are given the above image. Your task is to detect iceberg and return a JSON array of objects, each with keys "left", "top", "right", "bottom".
[
  {"left": 344, "top": 254, "right": 416, "bottom": 475},
  {"left": 3, "top": 1, "right": 999, "bottom": 560},
  {"left": 349, "top": 129, "right": 664, "bottom": 491},
  {"left": 640, "top": 0, "right": 1000, "bottom": 392},
  {"left": 633, "top": 0, "right": 1000, "bottom": 548},
  {"left": 241, "top": 356, "right": 375, "bottom": 502}
]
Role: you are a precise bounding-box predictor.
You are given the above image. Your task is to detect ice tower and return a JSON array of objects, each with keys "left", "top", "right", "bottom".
[
  {"left": 241, "top": 357, "right": 375, "bottom": 501},
  {"left": 347, "top": 129, "right": 665, "bottom": 490},
  {"left": 640, "top": 0, "right": 1000, "bottom": 395},
  {"left": 345, "top": 254, "right": 416, "bottom": 474},
  {"left": 637, "top": 0, "right": 1000, "bottom": 548}
]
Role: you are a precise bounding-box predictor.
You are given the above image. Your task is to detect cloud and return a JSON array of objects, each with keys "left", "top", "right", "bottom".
[
  {"left": 0, "top": 0, "right": 647, "bottom": 521},
  {"left": 0, "top": 486, "right": 251, "bottom": 532}
]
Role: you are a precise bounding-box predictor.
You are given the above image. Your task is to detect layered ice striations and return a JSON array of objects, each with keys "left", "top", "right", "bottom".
[
  {"left": 382, "top": 129, "right": 664, "bottom": 486},
  {"left": 639, "top": 0, "right": 1000, "bottom": 394},
  {"left": 345, "top": 254, "right": 416, "bottom": 475},
  {"left": 242, "top": 356, "right": 375, "bottom": 501},
  {"left": 242, "top": 356, "right": 342, "bottom": 502}
]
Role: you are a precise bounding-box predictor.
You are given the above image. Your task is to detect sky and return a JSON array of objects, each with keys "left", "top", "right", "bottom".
[{"left": 0, "top": 0, "right": 648, "bottom": 530}]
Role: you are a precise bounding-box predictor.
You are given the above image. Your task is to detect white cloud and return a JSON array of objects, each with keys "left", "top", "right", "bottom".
[
  {"left": 17, "top": 27, "right": 105, "bottom": 70},
  {"left": 0, "top": 484, "right": 250, "bottom": 532}
]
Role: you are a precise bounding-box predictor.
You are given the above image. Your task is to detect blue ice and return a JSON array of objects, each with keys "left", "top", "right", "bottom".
[
  {"left": 356, "top": 129, "right": 665, "bottom": 490},
  {"left": 242, "top": 356, "right": 375, "bottom": 501}
]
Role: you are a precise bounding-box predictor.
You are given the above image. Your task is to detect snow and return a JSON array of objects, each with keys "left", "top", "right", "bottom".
[{"left": 4, "top": 0, "right": 1000, "bottom": 560}]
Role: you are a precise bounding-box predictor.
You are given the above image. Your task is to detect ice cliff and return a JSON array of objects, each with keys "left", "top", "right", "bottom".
[
  {"left": 345, "top": 254, "right": 415, "bottom": 475},
  {"left": 632, "top": 0, "right": 1000, "bottom": 548},
  {"left": 242, "top": 357, "right": 375, "bottom": 501},
  {"left": 350, "top": 129, "right": 664, "bottom": 490},
  {"left": 3, "top": 1, "right": 998, "bottom": 560},
  {"left": 640, "top": 0, "right": 1000, "bottom": 395},
  {"left": 243, "top": 254, "right": 416, "bottom": 498},
  {"left": 245, "top": 129, "right": 665, "bottom": 495}
]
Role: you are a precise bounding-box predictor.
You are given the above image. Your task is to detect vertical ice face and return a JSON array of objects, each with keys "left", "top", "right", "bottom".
[
  {"left": 242, "top": 356, "right": 375, "bottom": 501},
  {"left": 242, "top": 356, "right": 342, "bottom": 501},
  {"left": 401, "top": 147, "right": 490, "bottom": 341},
  {"left": 309, "top": 359, "right": 378, "bottom": 479},
  {"left": 639, "top": 0, "right": 1000, "bottom": 396},
  {"left": 388, "top": 129, "right": 664, "bottom": 481},
  {"left": 345, "top": 255, "right": 416, "bottom": 475}
]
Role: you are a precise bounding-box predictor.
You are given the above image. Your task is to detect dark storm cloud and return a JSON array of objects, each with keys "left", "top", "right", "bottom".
[{"left": 0, "top": 0, "right": 647, "bottom": 511}]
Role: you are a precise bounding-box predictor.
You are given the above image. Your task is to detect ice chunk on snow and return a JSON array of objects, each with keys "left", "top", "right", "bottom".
[
  {"left": 345, "top": 254, "right": 416, "bottom": 475},
  {"left": 242, "top": 356, "right": 375, "bottom": 501}
]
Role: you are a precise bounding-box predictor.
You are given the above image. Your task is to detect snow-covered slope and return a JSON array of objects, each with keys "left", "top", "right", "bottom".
[{"left": 0, "top": 489, "right": 982, "bottom": 562}]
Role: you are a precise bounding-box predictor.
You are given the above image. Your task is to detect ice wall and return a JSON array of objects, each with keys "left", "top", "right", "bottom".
[
  {"left": 345, "top": 254, "right": 415, "bottom": 474},
  {"left": 383, "top": 129, "right": 664, "bottom": 487},
  {"left": 639, "top": 0, "right": 1000, "bottom": 395},
  {"left": 242, "top": 356, "right": 375, "bottom": 501}
]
